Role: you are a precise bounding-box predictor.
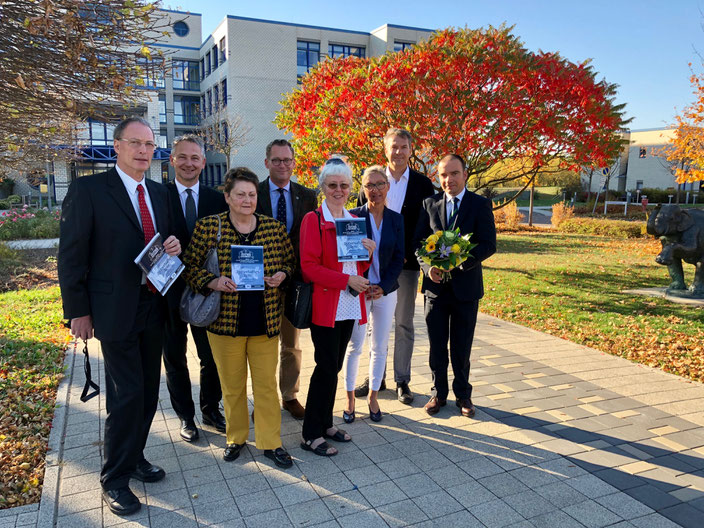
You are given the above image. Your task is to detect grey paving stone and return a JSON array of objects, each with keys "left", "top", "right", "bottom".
[
  {"left": 564, "top": 474, "right": 619, "bottom": 499},
  {"left": 510, "top": 465, "right": 561, "bottom": 488},
  {"left": 376, "top": 498, "right": 429, "bottom": 527},
  {"left": 534, "top": 481, "right": 589, "bottom": 508},
  {"left": 284, "top": 498, "right": 334, "bottom": 527},
  {"left": 0, "top": 520, "right": 14, "bottom": 528},
  {"left": 425, "top": 464, "right": 471, "bottom": 488},
  {"left": 534, "top": 458, "right": 588, "bottom": 480},
  {"left": 624, "top": 484, "right": 681, "bottom": 511},
  {"left": 658, "top": 503, "right": 704, "bottom": 528},
  {"left": 591, "top": 468, "right": 646, "bottom": 491},
  {"left": 529, "top": 509, "right": 586, "bottom": 528},
  {"left": 192, "top": 497, "right": 242, "bottom": 525},
  {"left": 446, "top": 479, "right": 497, "bottom": 506},
  {"left": 189, "top": 480, "right": 234, "bottom": 505},
  {"left": 295, "top": 457, "right": 340, "bottom": 479},
  {"left": 226, "top": 473, "right": 270, "bottom": 498},
  {"left": 351, "top": 431, "right": 388, "bottom": 449},
  {"left": 563, "top": 499, "right": 623, "bottom": 528},
  {"left": 595, "top": 492, "right": 654, "bottom": 520},
  {"left": 56, "top": 488, "right": 102, "bottom": 517},
  {"left": 405, "top": 449, "right": 454, "bottom": 472},
  {"left": 503, "top": 489, "right": 556, "bottom": 519},
  {"left": 56, "top": 507, "right": 104, "bottom": 527},
  {"left": 479, "top": 472, "right": 530, "bottom": 498},
  {"left": 468, "top": 498, "right": 524, "bottom": 528},
  {"left": 143, "top": 472, "right": 188, "bottom": 494},
  {"left": 394, "top": 472, "right": 442, "bottom": 499},
  {"left": 344, "top": 465, "right": 389, "bottom": 488},
  {"left": 15, "top": 510, "right": 38, "bottom": 526},
  {"left": 150, "top": 508, "right": 198, "bottom": 528},
  {"left": 392, "top": 436, "right": 433, "bottom": 455},
  {"left": 337, "top": 508, "right": 388, "bottom": 528},
  {"left": 456, "top": 455, "right": 505, "bottom": 479},
  {"left": 308, "top": 471, "right": 356, "bottom": 498},
  {"left": 357, "top": 480, "right": 407, "bottom": 508},
  {"left": 412, "top": 489, "right": 464, "bottom": 519},
  {"left": 630, "top": 512, "right": 683, "bottom": 527},
  {"left": 331, "top": 450, "right": 374, "bottom": 472},
  {"left": 272, "top": 481, "right": 318, "bottom": 507},
  {"left": 243, "top": 507, "right": 293, "bottom": 528},
  {"left": 235, "top": 489, "right": 281, "bottom": 517},
  {"left": 411, "top": 509, "right": 485, "bottom": 528},
  {"left": 59, "top": 473, "right": 100, "bottom": 496},
  {"left": 322, "top": 489, "right": 371, "bottom": 518}
]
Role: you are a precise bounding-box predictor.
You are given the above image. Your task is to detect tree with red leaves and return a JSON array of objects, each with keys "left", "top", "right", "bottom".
[{"left": 276, "top": 26, "right": 628, "bottom": 205}]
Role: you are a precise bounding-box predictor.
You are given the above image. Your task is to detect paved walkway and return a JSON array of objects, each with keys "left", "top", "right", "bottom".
[{"left": 3, "top": 299, "right": 704, "bottom": 528}]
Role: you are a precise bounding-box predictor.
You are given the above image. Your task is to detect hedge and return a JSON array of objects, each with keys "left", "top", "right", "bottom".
[{"left": 557, "top": 217, "right": 645, "bottom": 239}]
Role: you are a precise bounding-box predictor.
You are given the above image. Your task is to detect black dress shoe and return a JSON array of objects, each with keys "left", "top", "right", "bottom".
[
  {"left": 264, "top": 447, "right": 293, "bottom": 468},
  {"left": 102, "top": 487, "right": 141, "bottom": 516},
  {"left": 180, "top": 418, "right": 199, "bottom": 442},
  {"left": 131, "top": 460, "right": 165, "bottom": 483},
  {"left": 456, "top": 398, "right": 476, "bottom": 418},
  {"left": 202, "top": 408, "right": 226, "bottom": 432},
  {"left": 354, "top": 377, "right": 370, "bottom": 398},
  {"left": 224, "top": 442, "right": 245, "bottom": 462},
  {"left": 397, "top": 382, "right": 414, "bottom": 405}
]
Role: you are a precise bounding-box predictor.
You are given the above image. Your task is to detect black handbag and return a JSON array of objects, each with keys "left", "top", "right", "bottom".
[
  {"left": 283, "top": 211, "right": 321, "bottom": 329},
  {"left": 179, "top": 216, "right": 222, "bottom": 327}
]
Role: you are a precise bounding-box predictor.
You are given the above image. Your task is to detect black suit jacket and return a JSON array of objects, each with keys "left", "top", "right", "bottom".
[
  {"left": 358, "top": 168, "right": 435, "bottom": 271},
  {"left": 58, "top": 168, "right": 174, "bottom": 341},
  {"left": 165, "top": 181, "right": 227, "bottom": 307},
  {"left": 256, "top": 177, "right": 317, "bottom": 269},
  {"left": 414, "top": 190, "right": 496, "bottom": 301},
  {"left": 349, "top": 204, "right": 404, "bottom": 295}
]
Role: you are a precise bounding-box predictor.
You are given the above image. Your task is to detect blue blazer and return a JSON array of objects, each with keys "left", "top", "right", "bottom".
[{"left": 349, "top": 204, "right": 404, "bottom": 295}]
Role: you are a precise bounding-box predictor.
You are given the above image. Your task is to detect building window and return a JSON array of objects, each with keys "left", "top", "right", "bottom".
[
  {"left": 221, "top": 121, "right": 228, "bottom": 143},
  {"left": 394, "top": 41, "right": 413, "bottom": 52},
  {"left": 297, "top": 40, "right": 320, "bottom": 80},
  {"left": 636, "top": 180, "right": 644, "bottom": 190},
  {"left": 173, "top": 21, "right": 189, "bottom": 37},
  {"left": 159, "top": 94, "right": 166, "bottom": 124},
  {"left": 328, "top": 44, "right": 365, "bottom": 59},
  {"left": 221, "top": 79, "right": 227, "bottom": 107},
  {"left": 205, "top": 52, "right": 211, "bottom": 77},
  {"left": 213, "top": 84, "right": 220, "bottom": 111},
  {"left": 136, "top": 57, "right": 164, "bottom": 89},
  {"left": 639, "top": 147, "right": 647, "bottom": 158},
  {"left": 173, "top": 96, "right": 200, "bottom": 125},
  {"left": 216, "top": 164, "right": 223, "bottom": 186},
  {"left": 200, "top": 94, "right": 206, "bottom": 118},
  {"left": 220, "top": 37, "right": 227, "bottom": 63},
  {"left": 172, "top": 60, "right": 199, "bottom": 91},
  {"left": 212, "top": 45, "right": 218, "bottom": 70},
  {"left": 200, "top": 58, "right": 205, "bottom": 80},
  {"left": 206, "top": 89, "right": 212, "bottom": 116},
  {"left": 84, "top": 119, "right": 116, "bottom": 146}
]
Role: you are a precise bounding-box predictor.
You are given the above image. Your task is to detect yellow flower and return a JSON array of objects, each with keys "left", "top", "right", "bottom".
[
  {"left": 435, "top": 231, "right": 444, "bottom": 238},
  {"left": 451, "top": 244, "right": 460, "bottom": 253},
  {"left": 425, "top": 241, "right": 436, "bottom": 253}
]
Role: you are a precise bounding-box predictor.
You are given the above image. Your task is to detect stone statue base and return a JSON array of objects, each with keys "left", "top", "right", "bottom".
[{"left": 623, "top": 288, "right": 704, "bottom": 306}]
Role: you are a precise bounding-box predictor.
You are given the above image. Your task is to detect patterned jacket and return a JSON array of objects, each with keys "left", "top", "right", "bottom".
[{"left": 182, "top": 212, "right": 295, "bottom": 338}]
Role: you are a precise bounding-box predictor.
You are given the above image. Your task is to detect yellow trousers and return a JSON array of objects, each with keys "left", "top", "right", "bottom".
[{"left": 207, "top": 332, "right": 281, "bottom": 449}]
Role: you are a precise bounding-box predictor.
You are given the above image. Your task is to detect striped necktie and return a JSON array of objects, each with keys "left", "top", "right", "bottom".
[{"left": 448, "top": 197, "right": 459, "bottom": 229}]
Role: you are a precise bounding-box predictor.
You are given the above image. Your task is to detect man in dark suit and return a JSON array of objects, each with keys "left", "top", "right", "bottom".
[
  {"left": 163, "top": 135, "right": 228, "bottom": 442},
  {"left": 58, "top": 117, "right": 181, "bottom": 516},
  {"left": 256, "top": 139, "right": 317, "bottom": 419},
  {"left": 357, "top": 128, "right": 435, "bottom": 404},
  {"left": 415, "top": 154, "right": 496, "bottom": 418}
]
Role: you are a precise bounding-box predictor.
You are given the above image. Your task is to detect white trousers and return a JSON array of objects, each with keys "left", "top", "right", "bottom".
[{"left": 344, "top": 290, "right": 398, "bottom": 392}]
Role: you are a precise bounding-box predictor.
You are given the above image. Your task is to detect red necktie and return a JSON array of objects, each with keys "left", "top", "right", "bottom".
[{"left": 137, "top": 184, "right": 157, "bottom": 293}]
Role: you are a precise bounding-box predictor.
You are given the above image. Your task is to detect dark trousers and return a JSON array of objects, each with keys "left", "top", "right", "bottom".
[
  {"left": 302, "top": 320, "right": 355, "bottom": 441},
  {"left": 424, "top": 288, "right": 478, "bottom": 401},
  {"left": 163, "top": 305, "right": 222, "bottom": 419},
  {"left": 100, "top": 288, "right": 164, "bottom": 491}
]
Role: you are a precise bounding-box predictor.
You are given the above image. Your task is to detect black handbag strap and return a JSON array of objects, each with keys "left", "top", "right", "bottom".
[{"left": 77, "top": 340, "right": 99, "bottom": 402}]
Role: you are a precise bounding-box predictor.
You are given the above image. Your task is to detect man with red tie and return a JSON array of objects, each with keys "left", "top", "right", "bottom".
[{"left": 58, "top": 117, "right": 181, "bottom": 516}]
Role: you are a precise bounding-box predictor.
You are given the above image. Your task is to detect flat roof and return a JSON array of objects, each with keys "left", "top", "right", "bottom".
[
  {"left": 225, "top": 14, "right": 376, "bottom": 36},
  {"left": 159, "top": 8, "right": 202, "bottom": 17}
]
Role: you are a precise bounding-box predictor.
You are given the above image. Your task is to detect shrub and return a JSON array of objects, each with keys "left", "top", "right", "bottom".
[
  {"left": 557, "top": 217, "right": 644, "bottom": 239},
  {"left": 551, "top": 202, "right": 574, "bottom": 228},
  {"left": 0, "top": 207, "right": 61, "bottom": 240},
  {"left": 493, "top": 199, "right": 522, "bottom": 230}
]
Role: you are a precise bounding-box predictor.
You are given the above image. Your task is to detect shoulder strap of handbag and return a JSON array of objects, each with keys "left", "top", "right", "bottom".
[
  {"left": 79, "top": 340, "right": 99, "bottom": 402},
  {"left": 314, "top": 210, "right": 323, "bottom": 256}
]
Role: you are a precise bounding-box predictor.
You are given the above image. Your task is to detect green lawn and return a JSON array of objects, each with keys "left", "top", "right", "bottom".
[
  {"left": 0, "top": 287, "right": 67, "bottom": 509},
  {"left": 482, "top": 232, "right": 704, "bottom": 382}
]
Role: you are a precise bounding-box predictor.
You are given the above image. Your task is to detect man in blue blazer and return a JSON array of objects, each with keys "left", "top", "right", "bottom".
[
  {"left": 415, "top": 154, "right": 496, "bottom": 418},
  {"left": 58, "top": 117, "right": 181, "bottom": 516},
  {"left": 164, "top": 135, "right": 228, "bottom": 442}
]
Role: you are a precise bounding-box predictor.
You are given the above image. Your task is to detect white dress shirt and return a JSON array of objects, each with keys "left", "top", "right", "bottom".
[
  {"left": 115, "top": 164, "right": 156, "bottom": 231},
  {"left": 445, "top": 187, "right": 466, "bottom": 226},
  {"left": 175, "top": 179, "right": 199, "bottom": 218},
  {"left": 385, "top": 166, "right": 409, "bottom": 214}
]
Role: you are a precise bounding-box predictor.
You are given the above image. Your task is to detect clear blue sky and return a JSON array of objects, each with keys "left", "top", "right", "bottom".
[{"left": 166, "top": 0, "right": 703, "bottom": 131}]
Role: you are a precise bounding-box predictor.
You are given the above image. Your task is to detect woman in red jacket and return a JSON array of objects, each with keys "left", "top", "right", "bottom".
[{"left": 299, "top": 157, "right": 375, "bottom": 456}]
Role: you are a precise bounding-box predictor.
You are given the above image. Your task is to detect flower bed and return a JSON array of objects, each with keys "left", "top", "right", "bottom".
[{"left": 0, "top": 207, "right": 60, "bottom": 241}]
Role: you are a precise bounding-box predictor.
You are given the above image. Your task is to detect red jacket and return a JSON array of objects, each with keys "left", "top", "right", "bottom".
[{"left": 300, "top": 207, "right": 370, "bottom": 328}]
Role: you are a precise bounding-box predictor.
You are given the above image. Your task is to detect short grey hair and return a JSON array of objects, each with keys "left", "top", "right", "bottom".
[
  {"left": 113, "top": 116, "right": 154, "bottom": 140},
  {"left": 362, "top": 165, "right": 388, "bottom": 183},
  {"left": 266, "top": 139, "right": 294, "bottom": 159},
  {"left": 318, "top": 157, "right": 353, "bottom": 189},
  {"left": 173, "top": 134, "right": 205, "bottom": 157},
  {"left": 383, "top": 127, "right": 413, "bottom": 148}
]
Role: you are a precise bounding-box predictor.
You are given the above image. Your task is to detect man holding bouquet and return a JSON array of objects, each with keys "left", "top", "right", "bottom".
[{"left": 414, "top": 154, "right": 496, "bottom": 418}]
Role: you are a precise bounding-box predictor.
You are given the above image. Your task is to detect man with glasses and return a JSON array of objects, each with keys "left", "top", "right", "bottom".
[
  {"left": 58, "top": 116, "right": 181, "bottom": 516},
  {"left": 164, "top": 135, "right": 227, "bottom": 443},
  {"left": 357, "top": 128, "right": 435, "bottom": 405},
  {"left": 256, "top": 139, "right": 317, "bottom": 419}
]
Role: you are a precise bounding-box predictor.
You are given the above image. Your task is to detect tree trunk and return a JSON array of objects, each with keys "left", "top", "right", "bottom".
[{"left": 528, "top": 180, "right": 535, "bottom": 227}]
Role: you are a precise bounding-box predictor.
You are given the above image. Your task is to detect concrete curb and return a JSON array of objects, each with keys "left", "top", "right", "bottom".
[
  {"left": 36, "top": 344, "right": 76, "bottom": 528},
  {"left": 4, "top": 239, "right": 59, "bottom": 250}
]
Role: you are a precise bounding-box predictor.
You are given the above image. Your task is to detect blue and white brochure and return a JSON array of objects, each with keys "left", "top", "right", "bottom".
[
  {"left": 231, "top": 245, "right": 265, "bottom": 291},
  {"left": 335, "top": 217, "right": 369, "bottom": 262}
]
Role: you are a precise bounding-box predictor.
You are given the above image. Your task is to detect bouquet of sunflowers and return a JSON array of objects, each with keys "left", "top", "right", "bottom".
[{"left": 416, "top": 228, "right": 477, "bottom": 280}]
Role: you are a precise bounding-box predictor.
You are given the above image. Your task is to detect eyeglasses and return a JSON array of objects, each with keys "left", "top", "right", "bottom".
[
  {"left": 363, "top": 182, "right": 388, "bottom": 191},
  {"left": 326, "top": 182, "right": 350, "bottom": 190},
  {"left": 118, "top": 138, "right": 157, "bottom": 150},
  {"left": 324, "top": 158, "right": 347, "bottom": 166},
  {"left": 270, "top": 157, "right": 294, "bottom": 166}
]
